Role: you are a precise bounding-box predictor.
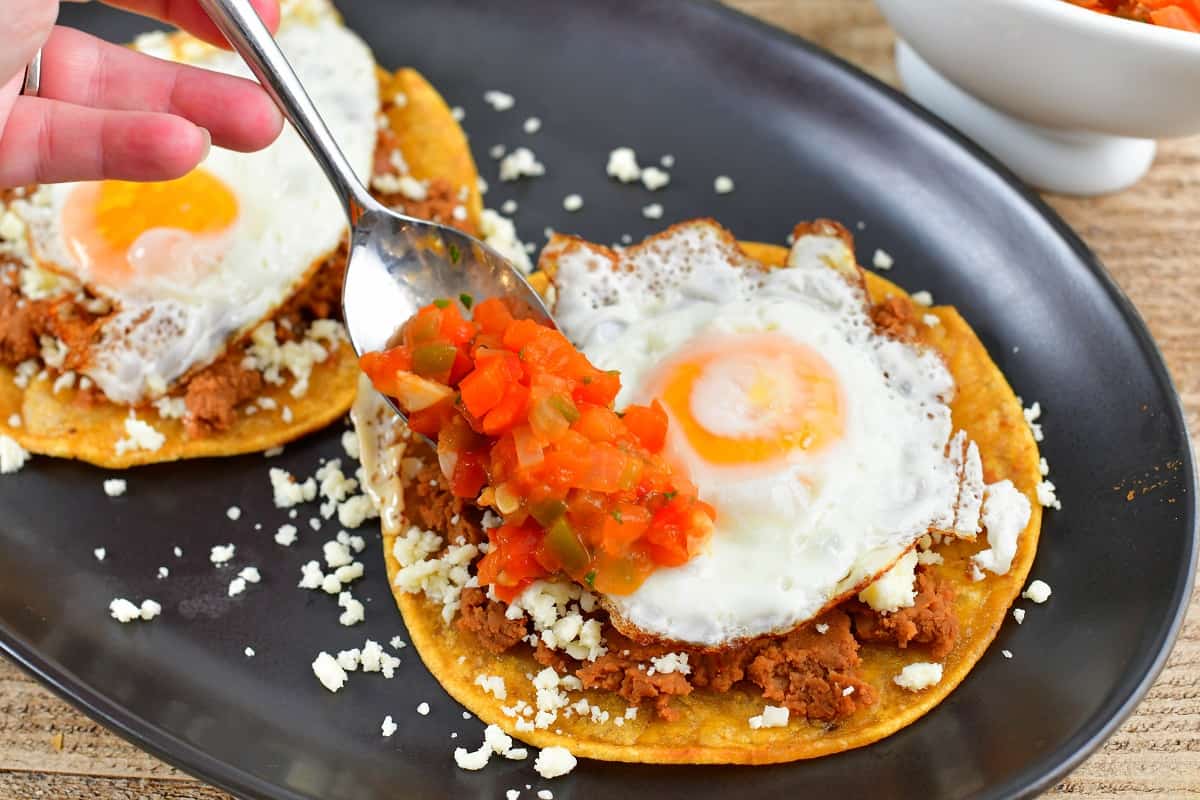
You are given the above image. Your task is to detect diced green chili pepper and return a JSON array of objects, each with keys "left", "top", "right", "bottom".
[
  {"left": 433, "top": 298, "right": 451, "bottom": 309},
  {"left": 530, "top": 498, "right": 567, "bottom": 527},
  {"left": 412, "top": 343, "right": 458, "bottom": 379},
  {"left": 546, "top": 517, "right": 589, "bottom": 572},
  {"left": 548, "top": 393, "right": 580, "bottom": 423}
]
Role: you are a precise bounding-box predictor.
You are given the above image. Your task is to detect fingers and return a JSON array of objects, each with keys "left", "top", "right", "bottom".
[
  {"left": 0, "top": 0, "right": 59, "bottom": 86},
  {"left": 102, "top": 0, "right": 280, "bottom": 49},
  {"left": 41, "top": 26, "right": 282, "bottom": 152},
  {"left": 0, "top": 96, "right": 210, "bottom": 186}
]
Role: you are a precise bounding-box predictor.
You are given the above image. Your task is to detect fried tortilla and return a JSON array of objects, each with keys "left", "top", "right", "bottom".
[
  {"left": 357, "top": 229, "right": 1042, "bottom": 763},
  {"left": 0, "top": 66, "right": 480, "bottom": 469}
]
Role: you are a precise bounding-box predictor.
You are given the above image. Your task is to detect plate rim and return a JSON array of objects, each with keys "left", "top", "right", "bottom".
[{"left": 1, "top": 2, "right": 1195, "bottom": 799}]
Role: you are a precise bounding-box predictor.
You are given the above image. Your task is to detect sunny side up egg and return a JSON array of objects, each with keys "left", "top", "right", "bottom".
[
  {"left": 547, "top": 222, "right": 965, "bottom": 647},
  {"left": 9, "top": 12, "right": 379, "bottom": 404}
]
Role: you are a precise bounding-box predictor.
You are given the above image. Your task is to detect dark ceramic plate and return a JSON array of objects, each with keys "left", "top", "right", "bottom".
[{"left": 5, "top": 2, "right": 1195, "bottom": 798}]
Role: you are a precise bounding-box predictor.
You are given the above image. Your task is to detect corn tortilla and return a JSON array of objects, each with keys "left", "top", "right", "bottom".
[
  {"left": 0, "top": 67, "right": 480, "bottom": 469},
  {"left": 372, "top": 235, "right": 1042, "bottom": 763}
]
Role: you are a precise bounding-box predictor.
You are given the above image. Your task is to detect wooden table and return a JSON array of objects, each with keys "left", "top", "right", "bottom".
[{"left": 2, "top": 1, "right": 1198, "bottom": 797}]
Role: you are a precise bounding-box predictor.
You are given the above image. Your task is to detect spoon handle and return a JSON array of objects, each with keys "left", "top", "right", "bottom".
[{"left": 195, "top": 0, "right": 378, "bottom": 221}]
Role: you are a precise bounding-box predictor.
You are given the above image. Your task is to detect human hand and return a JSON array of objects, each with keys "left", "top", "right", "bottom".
[{"left": 0, "top": 0, "right": 285, "bottom": 187}]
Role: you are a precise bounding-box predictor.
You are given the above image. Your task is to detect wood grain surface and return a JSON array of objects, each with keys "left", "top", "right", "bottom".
[{"left": 2, "top": 1, "right": 1198, "bottom": 797}]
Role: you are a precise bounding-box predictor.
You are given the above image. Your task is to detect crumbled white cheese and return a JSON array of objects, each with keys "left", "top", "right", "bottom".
[
  {"left": 648, "top": 652, "right": 690, "bottom": 676},
  {"left": 454, "top": 743, "right": 492, "bottom": 770},
  {"left": 94, "top": 548, "right": 107, "bottom": 561},
  {"left": 392, "top": 526, "right": 479, "bottom": 623},
  {"left": 1023, "top": 401, "right": 1044, "bottom": 442},
  {"left": 390, "top": 636, "right": 407, "bottom": 650},
  {"left": 244, "top": 647, "right": 255, "bottom": 657},
  {"left": 226, "top": 505, "right": 242, "bottom": 521},
  {"left": 334, "top": 562, "right": 364, "bottom": 583},
  {"left": 241, "top": 320, "right": 344, "bottom": 399},
  {"left": 336, "top": 649, "right": 361, "bottom": 671},
  {"left": 973, "top": 480, "right": 1032, "bottom": 576},
  {"left": 489, "top": 144, "right": 506, "bottom": 159},
  {"left": 103, "top": 479, "right": 127, "bottom": 497},
  {"left": 506, "top": 580, "right": 606, "bottom": 662},
  {"left": 606, "top": 147, "right": 641, "bottom": 183},
  {"left": 228, "top": 578, "right": 246, "bottom": 597},
  {"left": 381, "top": 715, "right": 397, "bottom": 737},
  {"left": 859, "top": 551, "right": 918, "bottom": 613},
  {"left": 338, "top": 495, "right": 378, "bottom": 528},
  {"left": 475, "top": 674, "right": 507, "bottom": 700},
  {"left": 209, "top": 544, "right": 236, "bottom": 565},
  {"left": 523, "top": 116, "right": 542, "bottom": 134},
  {"left": 640, "top": 166, "right": 670, "bottom": 191},
  {"left": 481, "top": 208, "right": 533, "bottom": 273},
  {"left": 713, "top": 175, "right": 734, "bottom": 194},
  {"left": 1022, "top": 579, "right": 1052, "bottom": 604},
  {"left": 748, "top": 705, "right": 789, "bottom": 729},
  {"left": 642, "top": 203, "right": 663, "bottom": 219},
  {"left": 911, "top": 290, "right": 933, "bottom": 306},
  {"left": 1002, "top": 649, "right": 1013, "bottom": 659},
  {"left": 894, "top": 662, "right": 943, "bottom": 691},
  {"left": 500, "top": 199, "right": 518, "bottom": 215},
  {"left": 338, "top": 591, "right": 365, "bottom": 626},
  {"left": 484, "top": 90, "right": 515, "bottom": 111},
  {"left": 110, "top": 598, "right": 160, "bottom": 623},
  {"left": 660, "top": 154, "right": 675, "bottom": 168},
  {"left": 923, "top": 313, "right": 940, "bottom": 327},
  {"left": 416, "top": 701, "right": 431, "bottom": 716},
  {"left": 157, "top": 566, "right": 169, "bottom": 579},
  {"left": 872, "top": 248, "right": 894, "bottom": 270},
  {"left": 275, "top": 524, "right": 298, "bottom": 546},
  {"left": 114, "top": 417, "right": 165, "bottom": 456},
  {"left": 312, "top": 652, "right": 347, "bottom": 692},
  {"left": 263, "top": 445, "right": 284, "bottom": 458},
  {"left": 815, "top": 623, "right": 829, "bottom": 634},
  {"left": 321, "top": 574, "right": 342, "bottom": 594},
  {"left": 298, "top": 560, "right": 324, "bottom": 589},
  {"left": 916, "top": 550, "right": 944, "bottom": 566},
  {"left": 1036, "top": 479, "right": 1062, "bottom": 510},
  {"left": 562, "top": 194, "right": 584, "bottom": 212},
  {"left": 538, "top": 791, "right": 553, "bottom": 800},
  {"left": 52, "top": 371, "right": 76, "bottom": 394},
  {"left": 533, "top": 746, "right": 577, "bottom": 779},
  {"left": 323, "top": 539, "right": 353, "bottom": 569},
  {"left": 1013, "top": 608, "right": 1026, "bottom": 624},
  {"left": 173, "top": 546, "right": 183, "bottom": 558},
  {"left": 499, "top": 147, "right": 546, "bottom": 181},
  {"left": 238, "top": 567, "right": 261, "bottom": 583},
  {"left": 269, "top": 467, "right": 317, "bottom": 508},
  {"left": 451, "top": 106, "right": 465, "bottom": 121}
]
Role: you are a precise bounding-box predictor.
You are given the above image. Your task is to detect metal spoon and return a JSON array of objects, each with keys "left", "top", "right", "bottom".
[{"left": 196, "top": 0, "right": 552, "bottom": 419}]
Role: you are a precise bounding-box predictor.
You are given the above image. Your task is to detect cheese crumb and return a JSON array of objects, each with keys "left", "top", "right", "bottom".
[
  {"left": 312, "top": 652, "right": 347, "bottom": 692},
  {"left": 1036, "top": 479, "right": 1062, "bottom": 510},
  {"left": 209, "top": 544, "right": 235, "bottom": 565},
  {"left": 103, "top": 479, "right": 127, "bottom": 497},
  {"left": 859, "top": 551, "right": 918, "bottom": 612},
  {"left": 533, "top": 746, "right": 577, "bottom": 779},
  {"left": 228, "top": 578, "right": 246, "bottom": 597},
  {"left": 910, "top": 290, "right": 933, "bottom": 306},
  {"left": 642, "top": 203, "right": 663, "bottom": 219},
  {"left": 894, "top": 662, "right": 943, "bottom": 691},
  {"left": 0, "top": 434, "right": 30, "bottom": 472},
  {"left": 94, "top": 548, "right": 106, "bottom": 561},
  {"left": 484, "top": 90, "right": 515, "bottom": 111},
  {"left": 454, "top": 743, "right": 492, "bottom": 770},
  {"left": 872, "top": 248, "right": 894, "bottom": 270},
  {"left": 417, "top": 701, "right": 430, "bottom": 716},
  {"left": 338, "top": 591, "right": 365, "bottom": 626},
  {"left": 269, "top": 467, "right": 317, "bottom": 508},
  {"left": 157, "top": 567, "right": 168, "bottom": 579},
  {"left": 451, "top": 106, "right": 465, "bottom": 121},
  {"left": 648, "top": 652, "right": 690, "bottom": 676},
  {"left": 1013, "top": 608, "right": 1026, "bottom": 624},
  {"left": 606, "top": 147, "right": 641, "bottom": 183},
  {"left": 381, "top": 715, "right": 397, "bottom": 737},
  {"left": 640, "top": 166, "right": 670, "bottom": 191},
  {"left": 538, "top": 791, "right": 553, "bottom": 800},
  {"left": 114, "top": 417, "right": 165, "bottom": 455},
  {"left": 481, "top": 208, "right": 533, "bottom": 273},
  {"left": 226, "top": 505, "right": 241, "bottom": 521},
  {"left": 815, "top": 623, "right": 829, "bottom": 634},
  {"left": 1002, "top": 649, "right": 1013, "bottom": 659},
  {"left": 238, "top": 566, "right": 261, "bottom": 583},
  {"left": 475, "top": 674, "right": 507, "bottom": 700},
  {"left": 109, "top": 598, "right": 160, "bottom": 623},
  {"left": 562, "top": 194, "right": 583, "bottom": 212},
  {"left": 748, "top": 705, "right": 789, "bottom": 729},
  {"left": 1023, "top": 401, "right": 1044, "bottom": 442},
  {"left": 244, "top": 647, "right": 255, "bottom": 657},
  {"left": 275, "top": 524, "right": 298, "bottom": 546},
  {"left": 973, "top": 480, "right": 1032, "bottom": 576},
  {"left": 499, "top": 148, "right": 546, "bottom": 181},
  {"left": 714, "top": 175, "right": 735, "bottom": 194},
  {"left": 1022, "top": 579, "right": 1052, "bottom": 604},
  {"left": 523, "top": 116, "right": 542, "bottom": 134}
]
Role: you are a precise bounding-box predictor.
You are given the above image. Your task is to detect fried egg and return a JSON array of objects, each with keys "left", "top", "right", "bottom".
[
  {"left": 548, "top": 221, "right": 968, "bottom": 646},
  {"left": 9, "top": 6, "right": 378, "bottom": 404}
]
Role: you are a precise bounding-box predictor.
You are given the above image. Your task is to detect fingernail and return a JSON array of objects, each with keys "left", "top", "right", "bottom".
[{"left": 198, "top": 127, "right": 212, "bottom": 162}]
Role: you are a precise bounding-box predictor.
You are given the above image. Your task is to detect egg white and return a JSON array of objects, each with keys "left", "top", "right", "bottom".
[
  {"left": 10, "top": 8, "right": 378, "bottom": 404},
  {"left": 548, "top": 222, "right": 962, "bottom": 646}
]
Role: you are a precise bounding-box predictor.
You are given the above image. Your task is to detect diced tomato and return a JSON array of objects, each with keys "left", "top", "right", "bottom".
[
  {"left": 482, "top": 383, "right": 530, "bottom": 436},
  {"left": 407, "top": 306, "right": 443, "bottom": 345},
  {"left": 449, "top": 449, "right": 488, "bottom": 499},
  {"left": 407, "top": 402, "right": 454, "bottom": 437},
  {"left": 459, "top": 359, "right": 510, "bottom": 418},
  {"left": 574, "top": 370, "right": 621, "bottom": 407},
  {"left": 473, "top": 297, "right": 515, "bottom": 336},
  {"left": 573, "top": 404, "right": 624, "bottom": 443},
  {"left": 358, "top": 347, "right": 413, "bottom": 395},
  {"left": 622, "top": 401, "right": 668, "bottom": 452},
  {"left": 644, "top": 524, "right": 690, "bottom": 566},
  {"left": 438, "top": 301, "right": 477, "bottom": 345},
  {"left": 475, "top": 522, "right": 547, "bottom": 602},
  {"left": 1150, "top": 5, "right": 1200, "bottom": 29},
  {"left": 502, "top": 318, "right": 544, "bottom": 352},
  {"left": 598, "top": 503, "right": 651, "bottom": 553}
]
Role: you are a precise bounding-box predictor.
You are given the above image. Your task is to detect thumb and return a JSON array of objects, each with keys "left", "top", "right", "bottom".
[{"left": 0, "top": 0, "right": 59, "bottom": 94}]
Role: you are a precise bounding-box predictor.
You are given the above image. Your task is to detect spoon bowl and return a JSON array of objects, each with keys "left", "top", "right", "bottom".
[{"left": 196, "top": 0, "right": 553, "bottom": 418}]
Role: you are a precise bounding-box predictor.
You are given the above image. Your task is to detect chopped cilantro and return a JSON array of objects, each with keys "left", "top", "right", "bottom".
[
  {"left": 610, "top": 509, "right": 623, "bottom": 523},
  {"left": 459, "top": 293, "right": 474, "bottom": 309},
  {"left": 433, "top": 298, "right": 450, "bottom": 309},
  {"left": 449, "top": 243, "right": 461, "bottom": 264},
  {"left": 585, "top": 571, "right": 597, "bottom": 587}
]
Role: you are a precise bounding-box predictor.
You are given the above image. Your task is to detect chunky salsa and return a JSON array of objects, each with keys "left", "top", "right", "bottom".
[
  {"left": 361, "top": 297, "right": 715, "bottom": 601},
  {"left": 1066, "top": 0, "right": 1200, "bottom": 31}
]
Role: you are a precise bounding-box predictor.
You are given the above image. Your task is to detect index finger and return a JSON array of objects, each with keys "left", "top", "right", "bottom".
[{"left": 102, "top": 0, "right": 280, "bottom": 49}]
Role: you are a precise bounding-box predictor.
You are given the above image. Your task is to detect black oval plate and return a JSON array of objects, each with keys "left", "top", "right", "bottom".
[{"left": 7, "top": 2, "right": 1196, "bottom": 799}]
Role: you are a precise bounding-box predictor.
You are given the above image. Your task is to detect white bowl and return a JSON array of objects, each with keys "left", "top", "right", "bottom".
[{"left": 875, "top": 0, "right": 1200, "bottom": 194}]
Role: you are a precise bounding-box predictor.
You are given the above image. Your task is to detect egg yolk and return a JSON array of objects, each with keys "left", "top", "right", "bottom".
[
  {"left": 61, "top": 169, "right": 238, "bottom": 286},
  {"left": 650, "top": 333, "right": 844, "bottom": 465}
]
